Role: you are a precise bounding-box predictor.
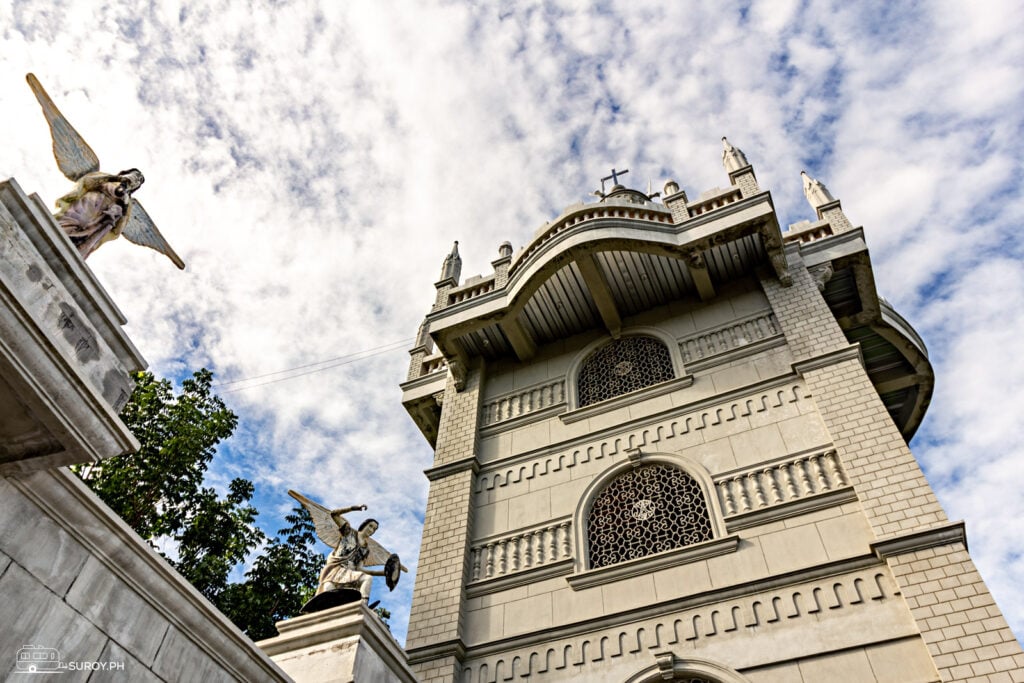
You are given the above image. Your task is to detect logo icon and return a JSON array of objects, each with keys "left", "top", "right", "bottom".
[
  {"left": 15, "top": 646, "right": 62, "bottom": 674},
  {"left": 631, "top": 498, "right": 656, "bottom": 520}
]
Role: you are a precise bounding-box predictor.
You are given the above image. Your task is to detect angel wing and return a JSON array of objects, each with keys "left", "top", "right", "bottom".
[
  {"left": 122, "top": 199, "right": 185, "bottom": 269},
  {"left": 288, "top": 489, "right": 343, "bottom": 550},
  {"left": 365, "top": 537, "right": 409, "bottom": 572},
  {"left": 26, "top": 73, "right": 100, "bottom": 182}
]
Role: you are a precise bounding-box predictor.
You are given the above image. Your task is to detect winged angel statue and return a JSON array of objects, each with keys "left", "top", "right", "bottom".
[
  {"left": 288, "top": 490, "right": 408, "bottom": 613},
  {"left": 25, "top": 73, "right": 184, "bottom": 268}
]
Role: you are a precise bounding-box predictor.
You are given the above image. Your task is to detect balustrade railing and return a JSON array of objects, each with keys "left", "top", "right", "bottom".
[
  {"left": 481, "top": 379, "right": 566, "bottom": 427},
  {"left": 470, "top": 522, "right": 573, "bottom": 582},
  {"left": 447, "top": 278, "right": 496, "bottom": 305},
  {"left": 679, "top": 311, "right": 780, "bottom": 364},
  {"left": 687, "top": 187, "right": 742, "bottom": 217},
  {"left": 716, "top": 450, "right": 847, "bottom": 516},
  {"left": 420, "top": 355, "right": 447, "bottom": 375},
  {"left": 511, "top": 207, "right": 671, "bottom": 275}
]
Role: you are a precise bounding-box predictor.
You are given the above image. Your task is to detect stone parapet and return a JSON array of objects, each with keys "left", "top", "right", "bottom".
[
  {"left": 0, "top": 468, "right": 289, "bottom": 682},
  {"left": 258, "top": 602, "right": 416, "bottom": 683},
  {"left": 0, "top": 178, "right": 145, "bottom": 475}
]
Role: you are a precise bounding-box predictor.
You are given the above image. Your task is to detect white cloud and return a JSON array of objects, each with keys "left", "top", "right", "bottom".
[{"left": 1, "top": 0, "right": 1021, "bottom": 647}]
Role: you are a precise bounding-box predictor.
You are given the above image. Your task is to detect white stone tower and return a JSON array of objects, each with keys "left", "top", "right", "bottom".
[{"left": 399, "top": 141, "right": 1024, "bottom": 682}]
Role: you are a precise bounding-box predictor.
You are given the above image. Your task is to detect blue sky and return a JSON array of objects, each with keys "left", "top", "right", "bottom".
[{"left": 1, "top": 0, "right": 1022, "bottom": 646}]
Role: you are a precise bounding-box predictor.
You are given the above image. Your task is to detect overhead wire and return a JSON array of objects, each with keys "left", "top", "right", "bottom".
[{"left": 214, "top": 337, "right": 415, "bottom": 393}]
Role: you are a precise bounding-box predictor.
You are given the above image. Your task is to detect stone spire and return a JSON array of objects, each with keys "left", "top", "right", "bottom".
[
  {"left": 439, "top": 241, "right": 462, "bottom": 284},
  {"left": 801, "top": 171, "right": 836, "bottom": 209},
  {"left": 721, "top": 137, "right": 749, "bottom": 173},
  {"left": 800, "top": 171, "right": 853, "bottom": 234}
]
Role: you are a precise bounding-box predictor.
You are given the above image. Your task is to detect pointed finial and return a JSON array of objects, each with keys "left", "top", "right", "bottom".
[
  {"left": 721, "top": 137, "right": 749, "bottom": 173},
  {"left": 801, "top": 171, "right": 836, "bottom": 208},
  {"left": 439, "top": 241, "right": 462, "bottom": 283}
]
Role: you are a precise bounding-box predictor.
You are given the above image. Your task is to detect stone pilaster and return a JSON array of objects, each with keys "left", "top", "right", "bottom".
[
  {"left": 761, "top": 254, "right": 948, "bottom": 539},
  {"left": 662, "top": 184, "right": 689, "bottom": 224},
  {"left": 888, "top": 544, "right": 1024, "bottom": 681},
  {"left": 818, "top": 199, "right": 855, "bottom": 234},
  {"left": 433, "top": 278, "right": 456, "bottom": 310},
  {"left": 491, "top": 244, "right": 512, "bottom": 289},
  {"left": 729, "top": 165, "right": 760, "bottom": 197},
  {"left": 406, "top": 321, "right": 434, "bottom": 381},
  {"left": 406, "top": 365, "right": 483, "bottom": 681},
  {"left": 759, "top": 251, "right": 848, "bottom": 360},
  {"left": 758, "top": 255, "right": 1024, "bottom": 678}
]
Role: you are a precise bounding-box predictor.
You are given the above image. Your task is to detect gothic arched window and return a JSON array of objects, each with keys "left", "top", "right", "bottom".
[
  {"left": 577, "top": 336, "right": 674, "bottom": 407},
  {"left": 587, "top": 464, "right": 713, "bottom": 569}
]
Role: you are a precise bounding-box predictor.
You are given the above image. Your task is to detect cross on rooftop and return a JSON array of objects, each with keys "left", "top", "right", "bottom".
[{"left": 600, "top": 168, "right": 629, "bottom": 193}]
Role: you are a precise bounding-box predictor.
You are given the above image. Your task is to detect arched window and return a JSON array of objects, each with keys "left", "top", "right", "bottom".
[
  {"left": 577, "top": 336, "right": 674, "bottom": 407},
  {"left": 587, "top": 464, "right": 713, "bottom": 569}
]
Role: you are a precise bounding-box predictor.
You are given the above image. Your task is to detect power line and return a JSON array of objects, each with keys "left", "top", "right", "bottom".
[{"left": 215, "top": 337, "right": 414, "bottom": 393}]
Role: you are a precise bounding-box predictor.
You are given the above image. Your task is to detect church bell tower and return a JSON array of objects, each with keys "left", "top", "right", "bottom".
[{"left": 399, "top": 140, "right": 1024, "bottom": 682}]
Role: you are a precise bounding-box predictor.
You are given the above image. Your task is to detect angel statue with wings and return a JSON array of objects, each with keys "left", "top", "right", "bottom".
[
  {"left": 288, "top": 490, "right": 408, "bottom": 614},
  {"left": 25, "top": 73, "right": 184, "bottom": 269}
]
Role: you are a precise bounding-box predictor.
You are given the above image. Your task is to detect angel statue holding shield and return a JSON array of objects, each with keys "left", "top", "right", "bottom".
[{"left": 288, "top": 490, "right": 408, "bottom": 614}]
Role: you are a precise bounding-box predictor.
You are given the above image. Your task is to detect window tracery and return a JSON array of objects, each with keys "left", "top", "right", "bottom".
[
  {"left": 577, "top": 336, "right": 674, "bottom": 407},
  {"left": 587, "top": 464, "right": 713, "bottom": 569}
]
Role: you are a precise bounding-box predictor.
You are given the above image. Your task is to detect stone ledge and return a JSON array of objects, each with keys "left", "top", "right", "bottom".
[
  {"left": 871, "top": 521, "right": 968, "bottom": 559},
  {"left": 559, "top": 375, "right": 695, "bottom": 425},
  {"left": 683, "top": 334, "right": 786, "bottom": 374},
  {"left": 424, "top": 456, "right": 479, "bottom": 481},
  {"left": 405, "top": 638, "right": 467, "bottom": 666},
  {"left": 466, "top": 558, "right": 573, "bottom": 599},
  {"left": 566, "top": 535, "right": 740, "bottom": 591},
  {"left": 791, "top": 343, "right": 864, "bottom": 375},
  {"left": 724, "top": 487, "right": 859, "bottom": 532}
]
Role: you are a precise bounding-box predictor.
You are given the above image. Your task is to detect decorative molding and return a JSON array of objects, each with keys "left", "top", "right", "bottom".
[
  {"left": 424, "top": 456, "right": 479, "bottom": 481},
  {"left": 791, "top": 344, "right": 863, "bottom": 374},
  {"left": 480, "top": 379, "right": 566, "bottom": 429},
  {"left": 475, "top": 379, "right": 810, "bottom": 495},
  {"left": 566, "top": 535, "right": 739, "bottom": 591},
  {"left": 405, "top": 638, "right": 468, "bottom": 666},
  {"left": 871, "top": 521, "right": 968, "bottom": 559},
  {"left": 460, "top": 563, "right": 901, "bottom": 682},
  {"left": 560, "top": 375, "right": 695, "bottom": 425},
  {"left": 627, "top": 655, "right": 754, "bottom": 683}
]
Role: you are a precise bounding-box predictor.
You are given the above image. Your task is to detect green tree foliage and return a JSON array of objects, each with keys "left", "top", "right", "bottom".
[
  {"left": 75, "top": 370, "right": 320, "bottom": 640},
  {"left": 218, "top": 505, "right": 323, "bottom": 640}
]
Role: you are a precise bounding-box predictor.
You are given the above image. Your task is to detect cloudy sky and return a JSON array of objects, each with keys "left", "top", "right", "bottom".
[{"left": 2, "top": 0, "right": 1022, "bottom": 646}]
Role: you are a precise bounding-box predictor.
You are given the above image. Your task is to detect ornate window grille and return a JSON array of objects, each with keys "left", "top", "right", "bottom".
[
  {"left": 577, "top": 336, "right": 674, "bottom": 407},
  {"left": 587, "top": 464, "right": 713, "bottom": 569}
]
